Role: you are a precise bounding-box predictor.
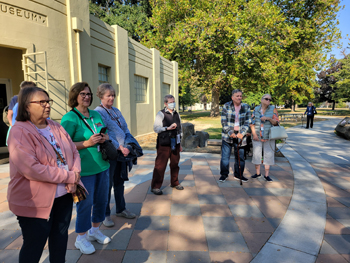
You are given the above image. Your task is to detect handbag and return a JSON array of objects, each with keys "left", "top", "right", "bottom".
[
  {"left": 100, "top": 140, "right": 118, "bottom": 160},
  {"left": 269, "top": 124, "right": 288, "bottom": 140},
  {"left": 72, "top": 184, "right": 87, "bottom": 203},
  {"left": 71, "top": 109, "right": 118, "bottom": 160}
]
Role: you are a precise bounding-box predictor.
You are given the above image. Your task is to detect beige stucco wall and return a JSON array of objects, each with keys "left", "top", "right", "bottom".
[
  {"left": 0, "top": 47, "right": 23, "bottom": 95},
  {"left": 0, "top": 0, "right": 178, "bottom": 137}
]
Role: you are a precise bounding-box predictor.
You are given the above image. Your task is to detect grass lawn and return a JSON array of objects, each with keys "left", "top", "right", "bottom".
[
  {"left": 180, "top": 110, "right": 331, "bottom": 140},
  {"left": 137, "top": 109, "right": 341, "bottom": 152},
  {"left": 278, "top": 108, "right": 350, "bottom": 117},
  {"left": 180, "top": 111, "right": 222, "bottom": 139}
]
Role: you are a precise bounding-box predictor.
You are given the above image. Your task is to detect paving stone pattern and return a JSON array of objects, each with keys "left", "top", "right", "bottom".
[
  {"left": 1, "top": 118, "right": 350, "bottom": 263},
  {"left": 0, "top": 153, "right": 293, "bottom": 263}
]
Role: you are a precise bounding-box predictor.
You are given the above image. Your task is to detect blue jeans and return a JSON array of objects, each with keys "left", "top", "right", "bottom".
[
  {"left": 220, "top": 140, "right": 245, "bottom": 178},
  {"left": 106, "top": 160, "right": 126, "bottom": 216},
  {"left": 75, "top": 169, "right": 109, "bottom": 233}
]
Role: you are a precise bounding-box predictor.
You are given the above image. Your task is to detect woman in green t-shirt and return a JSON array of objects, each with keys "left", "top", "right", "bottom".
[{"left": 61, "top": 82, "right": 111, "bottom": 255}]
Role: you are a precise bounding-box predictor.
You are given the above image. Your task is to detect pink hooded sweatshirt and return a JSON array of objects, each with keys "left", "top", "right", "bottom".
[{"left": 7, "top": 120, "right": 81, "bottom": 219}]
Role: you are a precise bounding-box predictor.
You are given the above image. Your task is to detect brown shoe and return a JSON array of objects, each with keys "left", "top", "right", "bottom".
[{"left": 172, "top": 185, "right": 184, "bottom": 190}]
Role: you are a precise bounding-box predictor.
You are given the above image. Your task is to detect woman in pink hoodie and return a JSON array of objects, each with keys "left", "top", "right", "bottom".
[{"left": 7, "top": 87, "right": 81, "bottom": 263}]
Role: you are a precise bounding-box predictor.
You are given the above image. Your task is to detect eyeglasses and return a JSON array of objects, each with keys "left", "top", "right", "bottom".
[
  {"left": 30, "top": 100, "right": 54, "bottom": 107},
  {"left": 264, "top": 98, "right": 272, "bottom": 102},
  {"left": 79, "top": 92, "right": 92, "bottom": 98}
]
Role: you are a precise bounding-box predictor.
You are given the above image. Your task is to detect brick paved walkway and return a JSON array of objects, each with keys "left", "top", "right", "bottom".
[
  {"left": 0, "top": 118, "right": 350, "bottom": 263},
  {"left": 0, "top": 152, "right": 293, "bottom": 263}
]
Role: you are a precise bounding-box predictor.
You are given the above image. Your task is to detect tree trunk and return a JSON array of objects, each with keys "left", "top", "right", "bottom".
[
  {"left": 332, "top": 101, "right": 335, "bottom": 110},
  {"left": 210, "top": 87, "right": 220, "bottom": 117},
  {"left": 291, "top": 100, "right": 295, "bottom": 112}
]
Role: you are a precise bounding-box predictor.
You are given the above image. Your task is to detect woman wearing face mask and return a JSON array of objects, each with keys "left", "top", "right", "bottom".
[
  {"left": 151, "top": 95, "right": 184, "bottom": 195},
  {"left": 94, "top": 83, "right": 137, "bottom": 227}
]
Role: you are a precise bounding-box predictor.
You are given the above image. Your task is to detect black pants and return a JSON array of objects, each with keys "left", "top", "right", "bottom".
[
  {"left": 106, "top": 160, "right": 126, "bottom": 215},
  {"left": 306, "top": 115, "right": 314, "bottom": 128},
  {"left": 17, "top": 193, "right": 73, "bottom": 263}
]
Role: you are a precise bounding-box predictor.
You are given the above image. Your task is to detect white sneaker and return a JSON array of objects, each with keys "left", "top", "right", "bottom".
[
  {"left": 103, "top": 216, "right": 115, "bottom": 227},
  {"left": 75, "top": 236, "right": 96, "bottom": 254},
  {"left": 87, "top": 229, "right": 111, "bottom": 244}
]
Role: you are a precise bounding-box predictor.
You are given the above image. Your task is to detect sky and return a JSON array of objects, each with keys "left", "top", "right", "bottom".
[{"left": 330, "top": 1, "right": 350, "bottom": 59}]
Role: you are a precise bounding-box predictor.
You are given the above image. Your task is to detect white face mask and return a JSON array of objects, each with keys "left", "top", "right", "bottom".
[{"left": 167, "top": 102, "right": 176, "bottom": 110}]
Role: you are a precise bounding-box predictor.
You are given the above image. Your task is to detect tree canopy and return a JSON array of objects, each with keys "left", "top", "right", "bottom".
[
  {"left": 140, "top": 0, "right": 342, "bottom": 116},
  {"left": 89, "top": 0, "right": 152, "bottom": 41}
]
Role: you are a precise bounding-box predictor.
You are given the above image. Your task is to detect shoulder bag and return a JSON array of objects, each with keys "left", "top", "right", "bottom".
[
  {"left": 71, "top": 109, "right": 118, "bottom": 161},
  {"left": 269, "top": 124, "right": 288, "bottom": 140}
]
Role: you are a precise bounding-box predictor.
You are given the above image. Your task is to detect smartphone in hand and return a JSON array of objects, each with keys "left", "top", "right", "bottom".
[{"left": 100, "top": 127, "right": 107, "bottom": 135}]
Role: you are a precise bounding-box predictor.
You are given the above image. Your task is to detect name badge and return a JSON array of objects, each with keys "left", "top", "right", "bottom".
[{"left": 97, "top": 145, "right": 100, "bottom": 152}]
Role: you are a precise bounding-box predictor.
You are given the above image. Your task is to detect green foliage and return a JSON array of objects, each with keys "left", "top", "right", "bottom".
[
  {"left": 140, "top": 0, "right": 342, "bottom": 116},
  {"left": 333, "top": 55, "right": 350, "bottom": 101},
  {"left": 89, "top": 0, "right": 152, "bottom": 41}
]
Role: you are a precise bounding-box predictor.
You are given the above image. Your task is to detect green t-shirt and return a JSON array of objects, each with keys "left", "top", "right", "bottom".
[{"left": 61, "top": 108, "right": 110, "bottom": 176}]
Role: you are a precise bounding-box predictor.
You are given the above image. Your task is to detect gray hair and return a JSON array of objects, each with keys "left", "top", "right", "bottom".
[
  {"left": 261, "top": 94, "right": 272, "bottom": 100},
  {"left": 232, "top": 89, "right": 242, "bottom": 96},
  {"left": 164, "top": 94, "right": 175, "bottom": 103},
  {"left": 20, "top": 81, "right": 36, "bottom": 89},
  {"left": 96, "top": 83, "right": 115, "bottom": 99}
]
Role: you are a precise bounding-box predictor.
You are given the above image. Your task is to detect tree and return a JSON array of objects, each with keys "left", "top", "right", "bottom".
[
  {"left": 333, "top": 50, "right": 350, "bottom": 104},
  {"left": 89, "top": 0, "right": 152, "bottom": 41},
  {"left": 140, "top": 0, "right": 342, "bottom": 116},
  {"left": 315, "top": 57, "right": 341, "bottom": 110},
  {"left": 178, "top": 69, "right": 201, "bottom": 111}
]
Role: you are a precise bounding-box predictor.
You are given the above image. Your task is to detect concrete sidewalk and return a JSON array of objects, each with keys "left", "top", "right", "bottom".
[{"left": 0, "top": 118, "right": 349, "bottom": 262}]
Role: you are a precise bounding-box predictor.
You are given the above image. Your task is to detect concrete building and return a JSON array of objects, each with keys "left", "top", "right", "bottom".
[{"left": 0, "top": 0, "right": 178, "bottom": 153}]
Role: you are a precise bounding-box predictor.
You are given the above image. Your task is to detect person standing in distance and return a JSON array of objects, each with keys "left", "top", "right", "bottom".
[
  {"left": 220, "top": 89, "right": 252, "bottom": 183},
  {"left": 151, "top": 95, "right": 184, "bottom": 195},
  {"left": 304, "top": 102, "right": 317, "bottom": 129}
]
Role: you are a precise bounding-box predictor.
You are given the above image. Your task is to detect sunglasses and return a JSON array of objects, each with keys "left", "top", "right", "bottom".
[{"left": 264, "top": 98, "right": 272, "bottom": 102}]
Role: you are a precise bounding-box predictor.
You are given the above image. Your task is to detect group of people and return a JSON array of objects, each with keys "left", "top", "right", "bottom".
[
  {"left": 7, "top": 82, "right": 154, "bottom": 262},
  {"left": 6, "top": 80, "right": 315, "bottom": 263},
  {"left": 219, "top": 90, "right": 280, "bottom": 183}
]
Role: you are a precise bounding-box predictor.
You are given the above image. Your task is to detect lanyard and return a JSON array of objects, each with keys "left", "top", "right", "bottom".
[
  {"left": 72, "top": 109, "right": 98, "bottom": 134},
  {"left": 83, "top": 116, "right": 98, "bottom": 134},
  {"left": 34, "top": 124, "right": 67, "bottom": 165},
  {"left": 99, "top": 104, "right": 121, "bottom": 127}
]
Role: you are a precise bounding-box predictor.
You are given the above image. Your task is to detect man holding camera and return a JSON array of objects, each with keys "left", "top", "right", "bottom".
[{"left": 151, "top": 95, "right": 184, "bottom": 195}]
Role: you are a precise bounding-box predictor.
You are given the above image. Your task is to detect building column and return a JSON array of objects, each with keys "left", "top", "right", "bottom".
[
  {"left": 172, "top": 61, "right": 179, "bottom": 105},
  {"left": 152, "top": 48, "right": 161, "bottom": 119},
  {"left": 113, "top": 25, "right": 131, "bottom": 127}
]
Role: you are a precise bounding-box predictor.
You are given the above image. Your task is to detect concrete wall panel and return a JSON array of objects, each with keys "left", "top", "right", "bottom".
[{"left": 0, "top": 0, "right": 178, "bottom": 137}]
